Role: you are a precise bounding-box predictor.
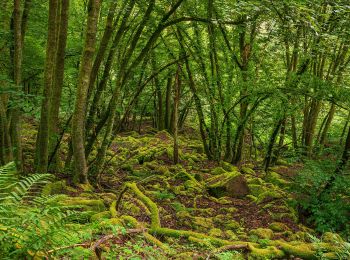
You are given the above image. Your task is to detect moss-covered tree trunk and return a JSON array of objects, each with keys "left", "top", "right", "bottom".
[
  {"left": 11, "top": 0, "right": 24, "bottom": 172},
  {"left": 36, "top": 0, "right": 58, "bottom": 173},
  {"left": 48, "top": 0, "right": 69, "bottom": 171},
  {"left": 72, "top": 0, "right": 101, "bottom": 184},
  {"left": 173, "top": 65, "right": 181, "bottom": 164}
]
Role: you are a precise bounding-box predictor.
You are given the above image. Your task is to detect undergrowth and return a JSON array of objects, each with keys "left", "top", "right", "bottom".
[{"left": 292, "top": 159, "right": 350, "bottom": 237}]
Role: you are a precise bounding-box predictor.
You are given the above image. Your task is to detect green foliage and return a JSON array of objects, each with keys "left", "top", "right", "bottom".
[
  {"left": 153, "top": 190, "right": 175, "bottom": 200},
  {"left": 292, "top": 160, "right": 350, "bottom": 236},
  {"left": 0, "top": 162, "right": 89, "bottom": 259}
]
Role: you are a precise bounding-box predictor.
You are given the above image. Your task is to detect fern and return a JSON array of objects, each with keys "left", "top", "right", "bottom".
[
  {"left": 0, "top": 162, "right": 52, "bottom": 204},
  {"left": 0, "top": 163, "right": 81, "bottom": 259}
]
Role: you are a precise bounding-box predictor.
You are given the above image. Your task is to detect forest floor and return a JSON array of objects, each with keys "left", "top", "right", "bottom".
[{"left": 21, "top": 120, "right": 349, "bottom": 259}]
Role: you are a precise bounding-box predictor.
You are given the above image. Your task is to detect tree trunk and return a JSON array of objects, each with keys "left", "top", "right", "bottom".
[
  {"left": 264, "top": 118, "right": 283, "bottom": 171},
  {"left": 319, "top": 103, "right": 335, "bottom": 146},
  {"left": 36, "top": 0, "right": 58, "bottom": 173},
  {"left": 173, "top": 65, "right": 181, "bottom": 164},
  {"left": 164, "top": 75, "right": 172, "bottom": 131},
  {"left": 49, "top": 0, "right": 70, "bottom": 171},
  {"left": 72, "top": 0, "right": 101, "bottom": 184},
  {"left": 11, "top": 0, "right": 24, "bottom": 172}
]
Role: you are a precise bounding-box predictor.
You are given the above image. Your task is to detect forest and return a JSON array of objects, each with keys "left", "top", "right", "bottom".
[{"left": 0, "top": 0, "right": 350, "bottom": 259}]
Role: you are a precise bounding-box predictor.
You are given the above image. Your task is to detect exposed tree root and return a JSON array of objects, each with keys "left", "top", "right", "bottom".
[{"left": 113, "top": 182, "right": 342, "bottom": 259}]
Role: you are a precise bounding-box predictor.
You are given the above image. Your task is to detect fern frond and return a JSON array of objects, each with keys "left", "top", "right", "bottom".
[{"left": 0, "top": 162, "right": 53, "bottom": 203}]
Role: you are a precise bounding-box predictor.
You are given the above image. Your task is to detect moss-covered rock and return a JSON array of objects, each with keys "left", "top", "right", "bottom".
[
  {"left": 225, "top": 220, "right": 241, "bottom": 230},
  {"left": 256, "top": 190, "right": 283, "bottom": 204},
  {"left": 248, "top": 244, "right": 285, "bottom": 259},
  {"left": 249, "top": 228, "right": 274, "bottom": 239},
  {"left": 322, "top": 232, "right": 344, "bottom": 244},
  {"left": 90, "top": 211, "right": 111, "bottom": 222},
  {"left": 209, "top": 228, "right": 224, "bottom": 237},
  {"left": 219, "top": 161, "right": 238, "bottom": 172},
  {"left": 42, "top": 180, "right": 77, "bottom": 196},
  {"left": 273, "top": 240, "right": 317, "bottom": 260},
  {"left": 264, "top": 171, "right": 289, "bottom": 187},
  {"left": 241, "top": 166, "right": 255, "bottom": 175},
  {"left": 206, "top": 171, "right": 249, "bottom": 198},
  {"left": 269, "top": 222, "right": 290, "bottom": 232},
  {"left": 193, "top": 216, "right": 214, "bottom": 230}
]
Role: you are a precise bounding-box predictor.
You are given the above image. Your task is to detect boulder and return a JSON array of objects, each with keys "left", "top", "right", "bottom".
[{"left": 206, "top": 171, "right": 250, "bottom": 198}]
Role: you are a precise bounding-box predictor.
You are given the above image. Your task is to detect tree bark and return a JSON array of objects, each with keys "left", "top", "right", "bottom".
[
  {"left": 173, "top": 65, "right": 181, "bottom": 164},
  {"left": 36, "top": 0, "right": 59, "bottom": 173},
  {"left": 72, "top": 0, "right": 101, "bottom": 184},
  {"left": 11, "top": 0, "right": 24, "bottom": 172},
  {"left": 49, "top": 0, "right": 70, "bottom": 171}
]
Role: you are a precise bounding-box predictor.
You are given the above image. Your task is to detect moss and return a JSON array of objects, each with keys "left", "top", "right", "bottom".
[
  {"left": 124, "top": 182, "right": 160, "bottom": 229},
  {"left": 264, "top": 171, "right": 289, "bottom": 187},
  {"left": 213, "top": 214, "right": 227, "bottom": 225},
  {"left": 211, "top": 167, "right": 227, "bottom": 175},
  {"left": 225, "top": 220, "right": 241, "bottom": 231},
  {"left": 249, "top": 228, "right": 274, "bottom": 239},
  {"left": 248, "top": 184, "right": 267, "bottom": 197},
  {"left": 122, "top": 201, "right": 141, "bottom": 215},
  {"left": 90, "top": 211, "right": 111, "bottom": 222},
  {"left": 78, "top": 183, "right": 94, "bottom": 192},
  {"left": 246, "top": 195, "right": 257, "bottom": 202},
  {"left": 289, "top": 231, "right": 309, "bottom": 242},
  {"left": 176, "top": 210, "right": 192, "bottom": 219},
  {"left": 42, "top": 180, "right": 77, "bottom": 196},
  {"left": 269, "top": 222, "right": 290, "bottom": 232},
  {"left": 273, "top": 240, "right": 317, "bottom": 260},
  {"left": 100, "top": 193, "right": 117, "bottom": 205},
  {"left": 209, "top": 228, "right": 224, "bottom": 237},
  {"left": 248, "top": 244, "right": 285, "bottom": 259},
  {"left": 193, "top": 217, "right": 214, "bottom": 230},
  {"left": 220, "top": 161, "right": 238, "bottom": 172},
  {"left": 256, "top": 190, "right": 282, "bottom": 204},
  {"left": 110, "top": 201, "right": 117, "bottom": 217},
  {"left": 271, "top": 212, "right": 298, "bottom": 222},
  {"left": 184, "top": 179, "right": 203, "bottom": 193},
  {"left": 150, "top": 227, "right": 248, "bottom": 248},
  {"left": 247, "top": 177, "right": 264, "bottom": 185},
  {"left": 219, "top": 207, "right": 238, "bottom": 214},
  {"left": 143, "top": 232, "right": 172, "bottom": 253},
  {"left": 322, "top": 232, "right": 344, "bottom": 244},
  {"left": 241, "top": 166, "right": 255, "bottom": 175},
  {"left": 206, "top": 171, "right": 246, "bottom": 198},
  {"left": 100, "top": 217, "right": 123, "bottom": 227},
  {"left": 120, "top": 215, "right": 139, "bottom": 228},
  {"left": 59, "top": 197, "right": 105, "bottom": 212},
  {"left": 174, "top": 252, "right": 197, "bottom": 260},
  {"left": 225, "top": 230, "right": 238, "bottom": 241}
]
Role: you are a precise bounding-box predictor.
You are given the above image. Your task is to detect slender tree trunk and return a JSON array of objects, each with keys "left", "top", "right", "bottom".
[
  {"left": 165, "top": 76, "right": 172, "bottom": 131},
  {"left": 340, "top": 111, "right": 350, "bottom": 145},
  {"left": 291, "top": 115, "right": 298, "bottom": 151},
  {"left": 72, "top": 0, "right": 101, "bottom": 184},
  {"left": 49, "top": 0, "right": 70, "bottom": 171},
  {"left": 264, "top": 118, "right": 283, "bottom": 171},
  {"left": 319, "top": 103, "right": 336, "bottom": 146},
  {"left": 173, "top": 65, "right": 181, "bottom": 164},
  {"left": 11, "top": 0, "right": 23, "bottom": 172},
  {"left": 36, "top": 0, "right": 58, "bottom": 173},
  {"left": 86, "top": 1, "right": 118, "bottom": 101}
]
